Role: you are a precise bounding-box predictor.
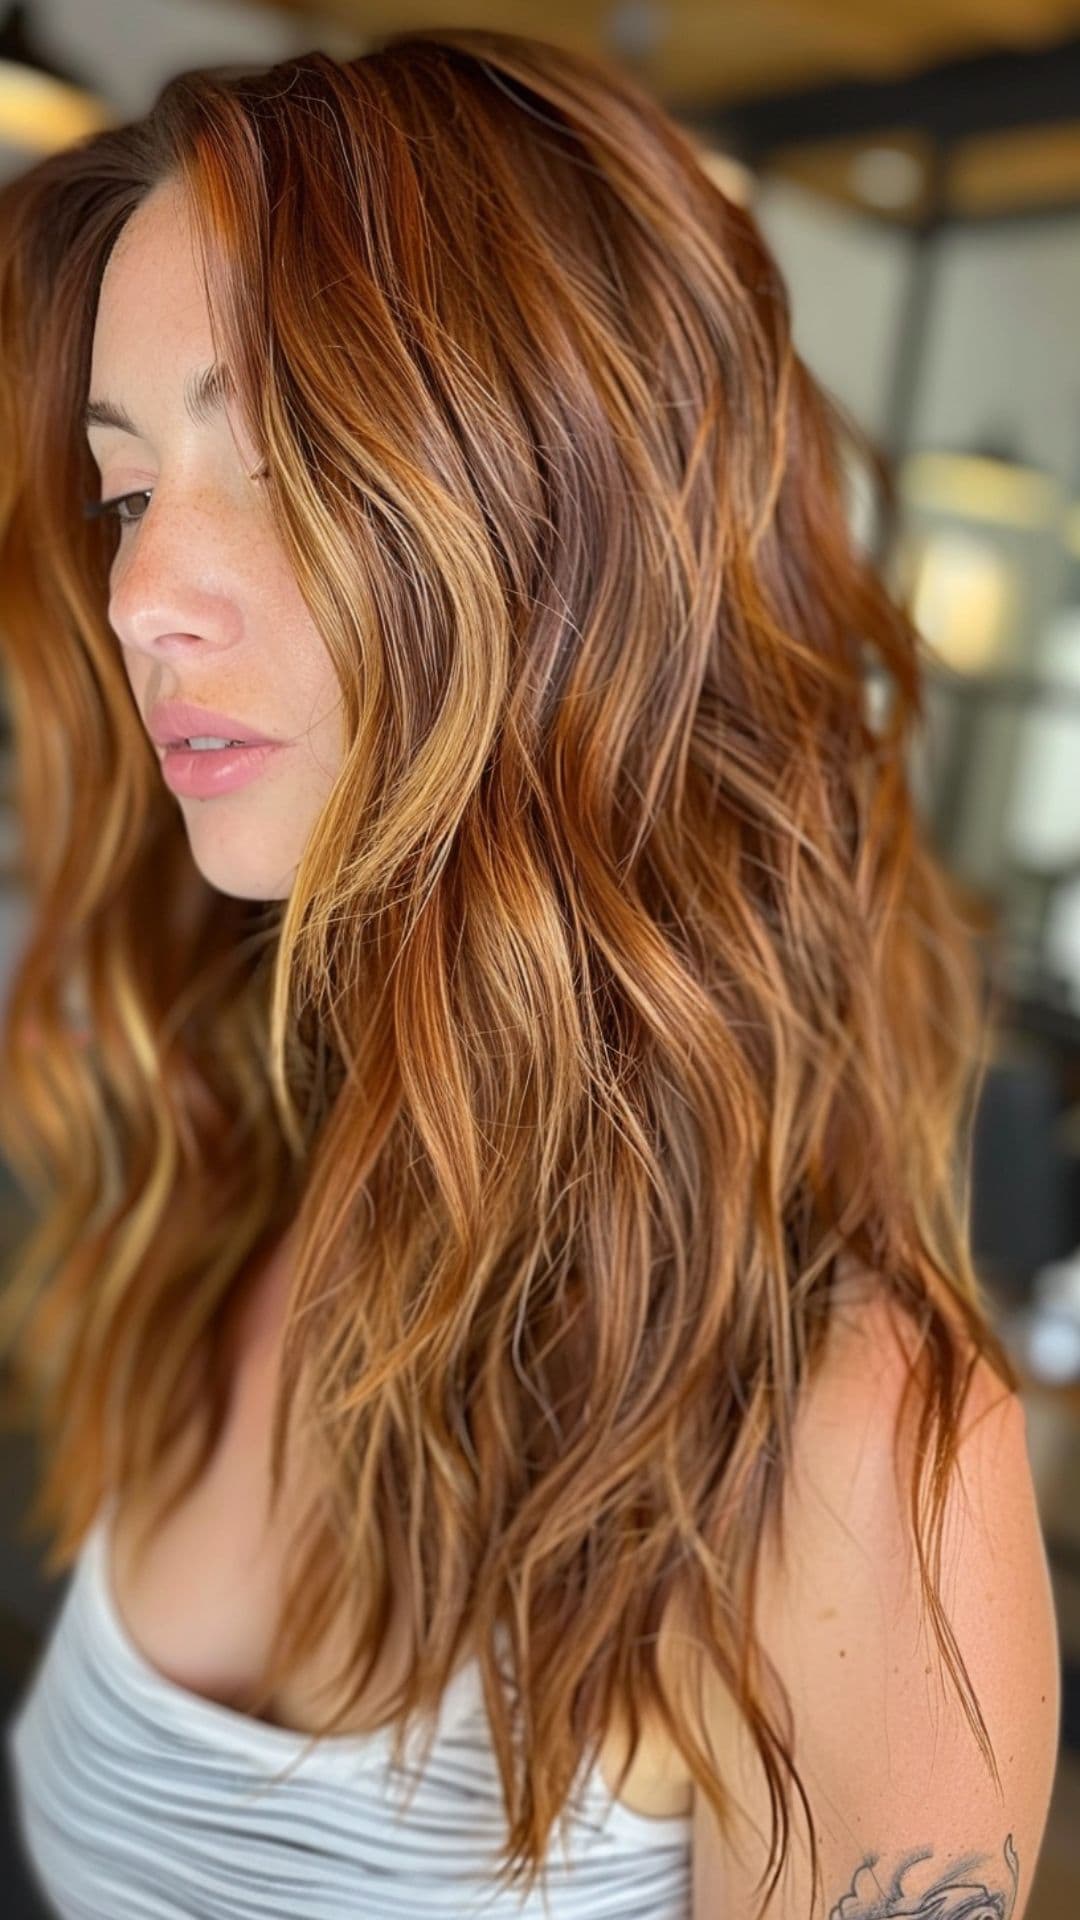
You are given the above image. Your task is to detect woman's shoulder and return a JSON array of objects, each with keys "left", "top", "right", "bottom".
[
  {"left": 765, "top": 1259, "right": 1023, "bottom": 1623},
  {"left": 806, "top": 1255, "right": 1015, "bottom": 1438}
]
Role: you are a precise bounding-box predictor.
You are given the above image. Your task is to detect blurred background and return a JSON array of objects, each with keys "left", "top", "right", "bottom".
[{"left": 3, "top": 1, "right": 1080, "bottom": 1914}]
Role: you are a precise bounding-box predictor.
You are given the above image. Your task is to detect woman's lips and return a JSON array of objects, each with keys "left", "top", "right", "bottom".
[{"left": 160, "top": 739, "right": 286, "bottom": 797}]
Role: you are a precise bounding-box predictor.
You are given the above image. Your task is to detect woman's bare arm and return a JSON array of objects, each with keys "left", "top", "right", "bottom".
[{"left": 691, "top": 1291, "right": 1061, "bottom": 1920}]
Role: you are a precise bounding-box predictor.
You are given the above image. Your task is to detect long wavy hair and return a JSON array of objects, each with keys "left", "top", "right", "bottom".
[{"left": 0, "top": 25, "right": 1019, "bottom": 1917}]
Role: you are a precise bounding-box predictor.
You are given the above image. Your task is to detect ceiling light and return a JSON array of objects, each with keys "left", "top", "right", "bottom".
[
  {"left": 850, "top": 146, "right": 924, "bottom": 210},
  {"left": 0, "top": 2, "right": 110, "bottom": 157}
]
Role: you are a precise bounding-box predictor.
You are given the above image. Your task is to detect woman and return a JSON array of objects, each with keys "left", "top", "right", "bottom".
[{"left": 0, "top": 26, "right": 1059, "bottom": 1920}]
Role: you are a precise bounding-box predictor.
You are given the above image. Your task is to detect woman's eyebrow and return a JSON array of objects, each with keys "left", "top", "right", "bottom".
[{"left": 83, "top": 360, "right": 235, "bottom": 438}]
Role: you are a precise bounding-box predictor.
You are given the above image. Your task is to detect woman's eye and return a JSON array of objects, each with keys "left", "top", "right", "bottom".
[
  {"left": 81, "top": 489, "right": 150, "bottom": 528},
  {"left": 81, "top": 466, "right": 267, "bottom": 529}
]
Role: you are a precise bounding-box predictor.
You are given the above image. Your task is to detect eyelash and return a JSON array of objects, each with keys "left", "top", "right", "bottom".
[
  {"left": 82, "top": 489, "right": 149, "bottom": 527},
  {"left": 81, "top": 467, "right": 270, "bottom": 528}
]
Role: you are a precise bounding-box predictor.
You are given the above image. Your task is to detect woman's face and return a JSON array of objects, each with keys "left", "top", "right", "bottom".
[{"left": 85, "top": 176, "right": 346, "bottom": 901}]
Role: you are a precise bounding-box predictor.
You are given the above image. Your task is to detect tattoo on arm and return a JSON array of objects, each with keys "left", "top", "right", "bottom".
[{"left": 829, "top": 1831, "right": 1020, "bottom": 1920}]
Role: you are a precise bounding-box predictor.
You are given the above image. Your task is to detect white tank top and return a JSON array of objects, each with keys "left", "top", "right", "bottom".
[{"left": 4, "top": 1501, "right": 693, "bottom": 1917}]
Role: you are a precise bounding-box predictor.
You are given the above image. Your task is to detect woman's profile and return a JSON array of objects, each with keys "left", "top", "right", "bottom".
[{"left": 0, "top": 25, "right": 1060, "bottom": 1920}]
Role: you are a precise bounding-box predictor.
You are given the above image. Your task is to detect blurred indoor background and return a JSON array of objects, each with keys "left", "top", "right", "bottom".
[{"left": 2, "top": 1, "right": 1080, "bottom": 1914}]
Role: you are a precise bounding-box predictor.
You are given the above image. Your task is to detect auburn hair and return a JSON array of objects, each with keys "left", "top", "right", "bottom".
[{"left": 0, "top": 26, "right": 1019, "bottom": 1919}]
